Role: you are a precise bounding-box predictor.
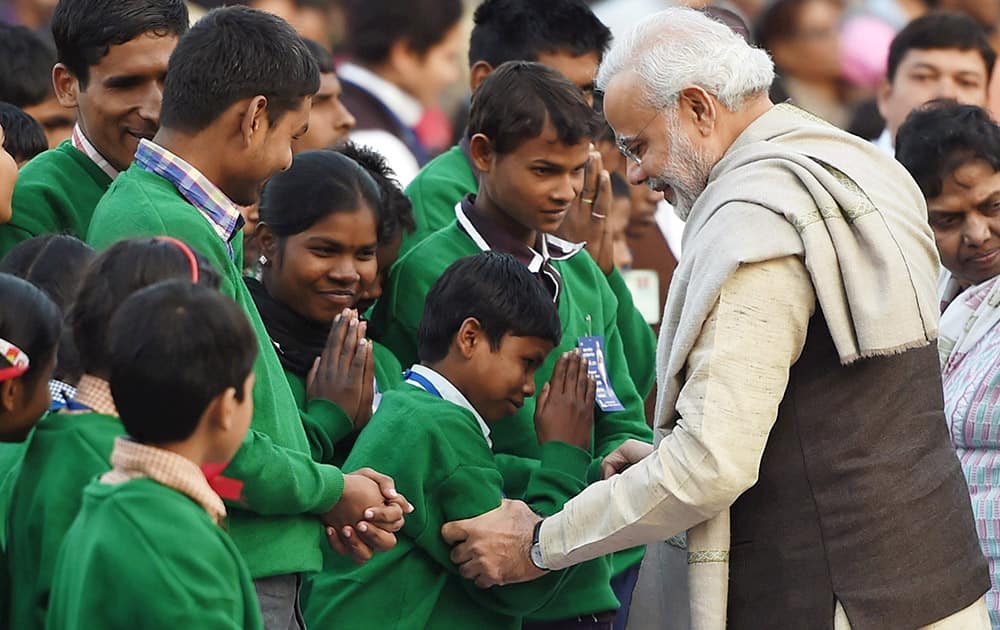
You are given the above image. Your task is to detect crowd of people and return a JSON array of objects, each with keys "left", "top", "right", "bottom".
[{"left": 0, "top": 0, "right": 1000, "bottom": 629}]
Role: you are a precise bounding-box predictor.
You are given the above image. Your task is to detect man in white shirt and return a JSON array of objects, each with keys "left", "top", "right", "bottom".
[{"left": 875, "top": 11, "right": 993, "bottom": 155}]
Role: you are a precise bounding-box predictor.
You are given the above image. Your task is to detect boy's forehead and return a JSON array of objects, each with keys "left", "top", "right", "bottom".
[
  {"left": 536, "top": 50, "right": 600, "bottom": 92},
  {"left": 505, "top": 123, "right": 590, "bottom": 164},
  {"left": 502, "top": 334, "right": 556, "bottom": 354}
]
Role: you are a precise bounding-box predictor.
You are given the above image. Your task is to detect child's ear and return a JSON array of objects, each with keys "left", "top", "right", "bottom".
[
  {"left": 52, "top": 64, "right": 79, "bottom": 109},
  {"left": 469, "top": 134, "right": 497, "bottom": 174},
  {"left": 455, "top": 317, "right": 485, "bottom": 359},
  {"left": 0, "top": 379, "right": 18, "bottom": 414},
  {"left": 255, "top": 223, "right": 280, "bottom": 264},
  {"left": 469, "top": 61, "right": 494, "bottom": 92},
  {"left": 202, "top": 387, "right": 238, "bottom": 435}
]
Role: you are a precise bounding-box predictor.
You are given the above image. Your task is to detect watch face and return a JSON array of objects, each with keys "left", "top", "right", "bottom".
[{"left": 530, "top": 543, "right": 546, "bottom": 570}]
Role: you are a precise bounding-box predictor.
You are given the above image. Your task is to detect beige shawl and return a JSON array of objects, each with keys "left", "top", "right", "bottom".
[{"left": 655, "top": 104, "right": 941, "bottom": 629}]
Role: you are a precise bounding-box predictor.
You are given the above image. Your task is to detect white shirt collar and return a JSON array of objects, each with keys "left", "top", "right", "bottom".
[
  {"left": 454, "top": 202, "right": 585, "bottom": 273},
  {"left": 406, "top": 364, "right": 492, "bottom": 447},
  {"left": 71, "top": 124, "right": 119, "bottom": 179},
  {"left": 337, "top": 62, "right": 424, "bottom": 128},
  {"left": 874, "top": 128, "right": 894, "bottom": 157}
]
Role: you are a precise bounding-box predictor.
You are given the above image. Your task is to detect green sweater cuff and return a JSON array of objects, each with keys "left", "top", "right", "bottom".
[
  {"left": 539, "top": 441, "right": 591, "bottom": 482},
  {"left": 308, "top": 398, "right": 355, "bottom": 444}
]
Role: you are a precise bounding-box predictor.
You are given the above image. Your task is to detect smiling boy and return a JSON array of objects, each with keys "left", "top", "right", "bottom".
[{"left": 0, "top": 0, "right": 189, "bottom": 255}]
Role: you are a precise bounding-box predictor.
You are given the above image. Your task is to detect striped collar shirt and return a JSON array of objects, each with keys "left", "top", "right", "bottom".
[
  {"left": 134, "top": 139, "right": 244, "bottom": 259},
  {"left": 71, "top": 124, "right": 119, "bottom": 180}
]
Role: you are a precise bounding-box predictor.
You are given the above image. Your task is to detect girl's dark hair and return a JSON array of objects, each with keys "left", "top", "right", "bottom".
[
  {"left": 0, "top": 235, "right": 96, "bottom": 384},
  {"left": 70, "top": 238, "right": 221, "bottom": 377},
  {"left": 0, "top": 273, "right": 61, "bottom": 385},
  {"left": 0, "top": 102, "right": 47, "bottom": 163},
  {"left": 259, "top": 149, "right": 382, "bottom": 237},
  {"left": 336, "top": 142, "right": 415, "bottom": 243}
]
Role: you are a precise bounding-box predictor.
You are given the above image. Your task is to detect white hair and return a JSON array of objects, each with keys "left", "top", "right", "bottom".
[{"left": 597, "top": 7, "right": 775, "bottom": 111}]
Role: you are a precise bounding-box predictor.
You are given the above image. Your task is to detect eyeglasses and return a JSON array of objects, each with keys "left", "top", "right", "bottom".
[{"left": 615, "top": 109, "right": 664, "bottom": 165}]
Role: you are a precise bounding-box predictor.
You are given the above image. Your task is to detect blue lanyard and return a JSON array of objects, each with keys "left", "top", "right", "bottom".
[
  {"left": 403, "top": 370, "right": 442, "bottom": 399},
  {"left": 64, "top": 399, "right": 93, "bottom": 412}
]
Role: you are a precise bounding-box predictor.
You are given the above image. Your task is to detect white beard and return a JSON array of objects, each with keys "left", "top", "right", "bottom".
[{"left": 646, "top": 110, "right": 715, "bottom": 221}]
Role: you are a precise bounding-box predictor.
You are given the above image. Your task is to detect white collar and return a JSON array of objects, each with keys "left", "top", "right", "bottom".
[
  {"left": 71, "top": 124, "right": 119, "bottom": 179},
  {"left": 337, "top": 62, "right": 424, "bottom": 128},
  {"left": 406, "top": 364, "right": 492, "bottom": 447},
  {"left": 454, "top": 202, "right": 585, "bottom": 273},
  {"left": 874, "top": 128, "right": 894, "bottom": 157}
]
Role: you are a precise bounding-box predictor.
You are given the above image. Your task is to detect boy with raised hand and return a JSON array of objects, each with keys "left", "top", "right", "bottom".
[
  {"left": 306, "top": 251, "right": 596, "bottom": 630},
  {"left": 46, "top": 282, "right": 265, "bottom": 630},
  {"left": 370, "top": 61, "right": 652, "bottom": 629},
  {"left": 403, "top": 0, "right": 657, "bottom": 402},
  {"left": 86, "top": 8, "right": 409, "bottom": 628},
  {"left": 0, "top": 0, "right": 189, "bottom": 255}
]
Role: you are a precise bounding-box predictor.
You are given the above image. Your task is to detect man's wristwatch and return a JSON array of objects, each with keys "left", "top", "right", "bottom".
[{"left": 529, "top": 518, "right": 549, "bottom": 571}]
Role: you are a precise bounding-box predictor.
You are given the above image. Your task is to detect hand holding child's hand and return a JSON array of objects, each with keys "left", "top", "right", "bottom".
[
  {"left": 307, "top": 309, "right": 372, "bottom": 427},
  {"left": 533, "top": 351, "right": 596, "bottom": 450},
  {"left": 322, "top": 468, "right": 414, "bottom": 564}
]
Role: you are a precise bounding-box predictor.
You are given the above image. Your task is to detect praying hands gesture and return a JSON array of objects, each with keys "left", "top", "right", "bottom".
[
  {"left": 323, "top": 467, "right": 414, "bottom": 564},
  {"left": 308, "top": 309, "right": 376, "bottom": 430},
  {"left": 556, "top": 150, "right": 616, "bottom": 275},
  {"left": 534, "top": 350, "right": 596, "bottom": 450}
]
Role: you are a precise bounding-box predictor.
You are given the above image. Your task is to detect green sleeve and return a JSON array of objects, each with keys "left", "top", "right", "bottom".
[
  {"left": 300, "top": 398, "right": 355, "bottom": 465},
  {"left": 414, "top": 465, "right": 574, "bottom": 617},
  {"left": 591, "top": 271, "right": 655, "bottom": 462},
  {"left": 606, "top": 268, "right": 657, "bottom": 399},
  {"left": 401, "top": 155, "right": 475, "bottom": 256},
  {"left": 373, "top": 342, "right": 404, "bottom": 390},
  {"left": 0, "top": 179, "right": 67, "bottom": 255},
  {"left": 368, "top": 261, "right": 426, "bottom": 370},
  {"left": 521, "top": 441, "right": 591, "bottom": 517}
]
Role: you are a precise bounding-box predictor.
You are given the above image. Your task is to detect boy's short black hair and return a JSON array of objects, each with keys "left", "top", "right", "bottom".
[
  {"left": 469, "top": 0, "right": 611, "bottom": 69},
  {"left": 303, "top": 38, "right": 336, "bottom": 74},
  {"left": 337, "top": 142, "right": 415, "bottom": 244},
  {"left": 0, "top": 103, "right": 47, "bottom": 163},
  {"left": 467, "top": 61, "right": 601, "bottom": 155},
  {"left": 0, "top": 24, "right": 56, "bottom": 108},
  {"left": 51, "top": 0, "right": 190, "bottom": 87},
  {"left": 109, "top": 281, "right": 257, "bottom": 445},
  {"left": 160, "top": 6, "right": 320, "bottom": 133},
  {"left": 70, "top": 238, "right": 221, "bottom": 377},
  {"left": 886, "top": 12, "right": 996, "bottom": 83},
  {"left": 343, "top": 0, "right": 463, "bottom": 65},
  {"left": 895, "top": 101, "right": 1000, "bottom": 199},
  {"left": 418, "top": 252, "right": 562, "bottom": 363},
  {"left": 0, "top": 235, "right": 95, "bottom": 385}
]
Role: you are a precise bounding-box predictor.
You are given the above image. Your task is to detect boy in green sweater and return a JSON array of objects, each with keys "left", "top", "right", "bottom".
[
  {"left": 86, "top": 8, "right": 410, "bottom": 627},
  {"left": 403, "top": 0, "right": 656, "bottom": 401},
  {"left": 4, "top": 238, "right": 223, "bottom": 630},
  {"left": 47, "top": 281, "right": 265, "bottom": 629},
  {"left": 371, "top": 61, "right": 653, "bottom": 627},
  {"left": 306, "top": 251, "right": 597, "bottom": 629},
  {"left": 0, "top": 0, "right": 190, "bottom": 256}
]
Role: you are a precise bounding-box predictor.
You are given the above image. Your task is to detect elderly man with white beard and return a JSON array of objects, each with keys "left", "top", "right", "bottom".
[{"left": 439, "top": 8, "right": 993, "bottom": 630}]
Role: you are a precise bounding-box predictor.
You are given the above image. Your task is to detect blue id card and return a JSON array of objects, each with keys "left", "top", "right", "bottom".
[{"left": 577, "top": 336, "right": 625, "bottom": 412}]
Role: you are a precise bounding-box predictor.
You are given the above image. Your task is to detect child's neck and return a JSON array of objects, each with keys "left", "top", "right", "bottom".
[
  {"left": 147, "top": 439, "right": 212, "bottom": 468},
  {"left": 421, "top": 359, "right": 478, "bottom": 410},
  {"left": 474, "top": 189, "right": 538, "bottom": 249}
]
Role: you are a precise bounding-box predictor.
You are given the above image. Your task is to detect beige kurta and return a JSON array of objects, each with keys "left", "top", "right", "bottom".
[{"left": 538, "top": 255, "right": 989, "bottom": 628}]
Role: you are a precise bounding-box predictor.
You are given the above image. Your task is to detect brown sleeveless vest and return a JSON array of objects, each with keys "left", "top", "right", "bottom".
[{"left": 727, "top": 312, "right": 990, "bottom": 629}]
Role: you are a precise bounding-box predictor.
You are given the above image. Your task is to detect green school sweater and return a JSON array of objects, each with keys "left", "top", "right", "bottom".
[
  {"left": 0, "top": 141, "right": 113, "bottom": 256},
  {"left": 370, "top": 224, "right": 653, "bottom": 620},
  {"left": 303, "top": 384, "right": 591, "bottom": 629},
  {"left": 87, "top": 165, "right": 346, "bottom": 578},
  {"left": 403, "top": 147, "right": 657, "bottom": 399},
  {"left": 46, "top": 477, "right": 264, "bottom": 630},
  {"left": 285, "top": 340, "right": 404, "bottom": 466},
  {"left": 0, "top": 439, "right": 26, "bottom": 627},
  {"left": 5, "top": 410, "right": 124, "bottom": 630}
]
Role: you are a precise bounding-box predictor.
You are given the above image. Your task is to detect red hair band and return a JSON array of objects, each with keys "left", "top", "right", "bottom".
[
  {"left": 0, "top": 337, "right": 29, "bottom": 382},
  {"left": 154, "top": 237, "right": 200, "bottom": 283}
]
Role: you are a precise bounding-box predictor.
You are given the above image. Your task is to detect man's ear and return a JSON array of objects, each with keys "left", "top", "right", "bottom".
[
  {"left": 240, "top": 96, "right": 270, "bottom": 147},
  {"left": 387, "top": 39, "right": 422, "bottom": 77},
  {"left": 52, "top": 64, "right": 80, "bottom": 109},
  {"left": 455, "top": 317, "right": 484, "bottom": 359},
  {"left": 469, "top": 61, "right": 494, "bottom": 92},
  {"left": 469, "top": 133, "right": 497, "bottom": 173},
  {"left": 679, "top": 86, "right": 717, "bottom": 137}
]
